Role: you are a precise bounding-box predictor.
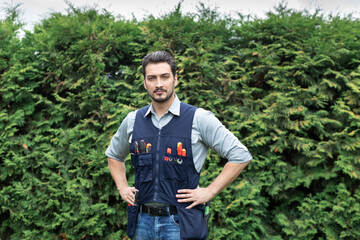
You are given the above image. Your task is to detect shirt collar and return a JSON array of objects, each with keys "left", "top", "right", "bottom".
[{"left": 144, "top": 94, "right": 181, "bottom": 117}]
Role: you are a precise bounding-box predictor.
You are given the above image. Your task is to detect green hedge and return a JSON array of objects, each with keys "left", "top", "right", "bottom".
[{"left": 1, "top": 3, "right": 359, "bottom": 239}]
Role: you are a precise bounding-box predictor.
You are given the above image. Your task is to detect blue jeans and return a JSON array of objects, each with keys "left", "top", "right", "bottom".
[{"left": 134, "top": 207, "right": 180, "bottom": 240}]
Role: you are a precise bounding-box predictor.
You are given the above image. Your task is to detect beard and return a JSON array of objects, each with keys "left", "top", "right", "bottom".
[{"left": 148, "top": 87, "right": 175, "bottom": 103}]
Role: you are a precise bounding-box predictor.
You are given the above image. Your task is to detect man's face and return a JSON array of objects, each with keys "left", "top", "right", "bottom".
[{"left": 144, "top": 62, "right": 178, "bottom": 103}]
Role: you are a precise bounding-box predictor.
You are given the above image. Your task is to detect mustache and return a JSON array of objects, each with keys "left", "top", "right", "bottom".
[{"left": 154, "top": 88, "right": 167, "bottom": 93}]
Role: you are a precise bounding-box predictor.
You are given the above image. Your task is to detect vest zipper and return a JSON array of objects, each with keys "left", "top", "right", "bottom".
[{"left": 154, "top": 128, "right": 161, "bottom": 202}]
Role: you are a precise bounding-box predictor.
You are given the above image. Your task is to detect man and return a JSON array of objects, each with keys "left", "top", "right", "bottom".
[{"left": 106, "top": 51, "right": 252, "bottom": 240}]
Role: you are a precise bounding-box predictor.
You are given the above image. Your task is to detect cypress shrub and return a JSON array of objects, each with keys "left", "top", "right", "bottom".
[{"left": 1, "top": 3, "right": 359, "bottom": 239}]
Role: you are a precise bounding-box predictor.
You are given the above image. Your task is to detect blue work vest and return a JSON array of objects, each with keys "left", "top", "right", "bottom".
[{"left": 126, "top": 102, "right": 208, "bottom": 240}]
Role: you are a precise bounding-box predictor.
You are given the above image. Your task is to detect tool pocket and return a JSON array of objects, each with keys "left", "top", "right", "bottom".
[
  {"left": 126, "top": 205, "right": 139, "bottom": 239},
  {"left": 177, "top": 205, "right": 208, "bottom": 240},
  {"left": 132, "top": 153, "right": 153, "bottom": 182},
  {"left": 163, "top": 154, "right": 187, "bottom": 183}
]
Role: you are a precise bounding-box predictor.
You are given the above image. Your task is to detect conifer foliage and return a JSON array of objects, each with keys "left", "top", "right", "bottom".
[{"left": 1, "top": 2, "right": 359, "bottom": 239}]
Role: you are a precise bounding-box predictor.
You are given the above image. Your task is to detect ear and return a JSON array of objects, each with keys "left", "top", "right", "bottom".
[
  {"left": 144, "top": 78, "right": 147, "bottom": 90},
  {"left": 174, "top": 74, "right": 178, "bottom": 87}
]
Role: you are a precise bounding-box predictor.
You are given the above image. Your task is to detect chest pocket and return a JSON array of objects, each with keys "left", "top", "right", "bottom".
[
  {"left": 163, "top": 153, "right": 188, "bottom": 183},
  {"left": 132, "top": 153, "right": 153, "bottom": 182}
]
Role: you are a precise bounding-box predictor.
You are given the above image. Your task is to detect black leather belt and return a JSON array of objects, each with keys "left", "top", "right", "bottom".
[{"left": 142, "top": 205, "right": 177, "bottom": 216}]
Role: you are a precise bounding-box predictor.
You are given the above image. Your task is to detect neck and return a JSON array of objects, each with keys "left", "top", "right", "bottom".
[{"left": 152, "top": 94, "right": 175, "bottom": 119}]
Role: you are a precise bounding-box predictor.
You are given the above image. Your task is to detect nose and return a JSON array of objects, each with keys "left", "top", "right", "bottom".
[{"left": 155, "top": 78, "right": 163, "bottom": 88}]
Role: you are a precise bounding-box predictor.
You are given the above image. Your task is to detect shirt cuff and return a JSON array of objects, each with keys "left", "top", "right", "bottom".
[
  {"left": 227, "top": 151, "right": 252, "bottom": 164},
  {"left": 105, "top": 149, "right": 126, "bottom": 162}
]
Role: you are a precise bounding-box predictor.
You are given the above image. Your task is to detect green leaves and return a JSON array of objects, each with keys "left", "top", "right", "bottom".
[{"left": 1, "top": 2, "right": 360, "bottom": 239}]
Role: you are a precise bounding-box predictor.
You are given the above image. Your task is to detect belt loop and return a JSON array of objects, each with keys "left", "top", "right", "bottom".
[
  {"left": 166, "top": 206, "right": 170, "bottom": 215},
  {"left": 140, "top": 205, "right": 143, "bottom": 214}
]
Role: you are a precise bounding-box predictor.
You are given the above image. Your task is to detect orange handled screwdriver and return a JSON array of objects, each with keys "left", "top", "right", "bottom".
[
  {"left": 146, "top": 143, "right": 152, "bottom": 153},
  {"left": 177, "top": 142, "right": 182, "bottom": 155},
  {"left": 182, "top": 149, "right": 186, "bottom": 157}
]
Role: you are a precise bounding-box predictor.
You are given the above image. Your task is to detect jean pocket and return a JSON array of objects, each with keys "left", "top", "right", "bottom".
[{"left": 171, "top": 214, "right": 180, "bottom": 226}]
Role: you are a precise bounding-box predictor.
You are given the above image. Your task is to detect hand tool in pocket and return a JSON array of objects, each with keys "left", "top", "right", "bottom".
[{"left": 139, "top": 140, "right": 146, "bottom": 153}]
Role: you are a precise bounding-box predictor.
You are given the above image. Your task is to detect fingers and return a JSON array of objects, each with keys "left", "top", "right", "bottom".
[
  {"left": 129, "top": 192, "right": 135, "bottom": 204},
  {"left": 177, "top": 189, "right": 191, "bottom": 194},
  {"left": 186, "top": 202, "right": 197, "bottom": 209},
  {"left": 176, "top": 193, "right": 192, "bottom": 199},
  {"left": 128, "top": 188, "right": 137, "bottom": 204},
  {"left": 177, "top": 197, "right": 193, "bottom": 202},
  {"left": 120, "top": 187, "right": 138, "bottom": 205},
  {"left": 130, "top": 187, "right": 138, "bottom": 193},
  {"left": 176, "top": 189, "right": 193, "bottom": 198},
  {"left": 176, "top": 189, "right": 194, "bottom": 202},
  {"left": 179, "top": 197, "right": 199, "bottom": 209},
  {"left": 176, "top": 187, "right": 212, "bottom": 209},
  {"left": 124, "top": 193, "right": 133, "bottom": 205},
  {"left": 176, "top": 189, "right": 198, "bottom": 207}
]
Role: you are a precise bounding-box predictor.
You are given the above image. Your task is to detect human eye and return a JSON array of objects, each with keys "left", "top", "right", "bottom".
[
  {"left": 147, "top": 76, "right": 155, "bottom": 81},
  {"left": 161, "top": 74, "right": 170, "bottom": 80}
]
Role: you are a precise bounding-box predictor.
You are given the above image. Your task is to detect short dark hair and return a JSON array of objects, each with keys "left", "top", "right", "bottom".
[{"left": 142, "top": 51, "right": 177, "bottom": 78}]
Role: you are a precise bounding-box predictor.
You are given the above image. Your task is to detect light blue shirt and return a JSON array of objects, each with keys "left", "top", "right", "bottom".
[{"left": 105, "top": 95, "right": 252, "bottom": 172}]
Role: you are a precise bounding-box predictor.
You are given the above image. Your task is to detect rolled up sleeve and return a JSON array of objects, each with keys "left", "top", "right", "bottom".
[
  {"left": 105, "top": 111, "right": 135, "bottom": 162},
  {"left": 196, "top": 109, "right": 252, "bottom": 163}
]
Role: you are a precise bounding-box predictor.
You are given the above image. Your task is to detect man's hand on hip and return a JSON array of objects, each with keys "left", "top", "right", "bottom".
[
  {"left": 120, "top": 186, "right": 138, "bottom": 205},
  {"left": 176, "top": 187, "right": 215, "bottom": 209}
]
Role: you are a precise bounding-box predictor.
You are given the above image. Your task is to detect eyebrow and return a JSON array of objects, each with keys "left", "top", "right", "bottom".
[{"left": 146, "top": 73, "right": 170, "bottom": 78}]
